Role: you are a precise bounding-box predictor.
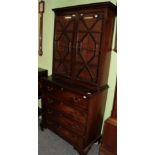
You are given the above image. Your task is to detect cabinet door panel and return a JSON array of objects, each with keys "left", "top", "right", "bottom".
[
  {"left": 53, "top": 14, "right": 76, "bottom": 78},
  {"left": 75, "top": 12, "right": 104, "bottom": 83}
]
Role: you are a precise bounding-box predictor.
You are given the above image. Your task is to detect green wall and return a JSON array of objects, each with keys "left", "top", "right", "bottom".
[{"left": 38, "top": 0, "right": 117, "bottom": 121}]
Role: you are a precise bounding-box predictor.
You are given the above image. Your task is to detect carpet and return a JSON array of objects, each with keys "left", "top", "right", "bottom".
[{"left": 38, "top": 121, "right": 100, "bottom": 155}]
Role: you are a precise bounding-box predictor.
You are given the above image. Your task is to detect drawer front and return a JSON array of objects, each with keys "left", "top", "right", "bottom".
[
  {"left": 45, "top": 109, "right": 86, "bottom": 137},
  {"left": 43, "top": 97, "right": 87, "bottom": 125},
  {"left": 43, "top": 82, "right": 63, "bottom": 98},
  {"left": 46, "top": 120, "right": 84, "bottom": 148},
  {"left": 42, "top": 81, "right": 88, "bottom": 110},
  {"left": 42, "top": 95, "right": 60, "bottom": 106},
  {"left": 61, "top": 90, "right": 88, "bottom": 110}
]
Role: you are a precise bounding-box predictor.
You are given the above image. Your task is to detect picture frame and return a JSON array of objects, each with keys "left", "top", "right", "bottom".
[
  {"left": 39, "top": 1, "right": 45, "bottom": 13},
  {"left": 38, "top": 0, "right": 45, "bottom": 56}
]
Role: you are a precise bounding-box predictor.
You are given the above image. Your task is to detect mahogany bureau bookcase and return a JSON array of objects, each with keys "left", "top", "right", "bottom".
[{"left": 40, "top": 2, "right": 116, "bottom": 155}]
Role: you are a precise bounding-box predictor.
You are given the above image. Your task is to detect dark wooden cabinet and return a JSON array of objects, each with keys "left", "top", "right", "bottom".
[
  {"left": 41, "top": 2, "right": 116, "bottom": 155},
  {"left": 52, "top": 2, "right": 116, "bottom": 90}
]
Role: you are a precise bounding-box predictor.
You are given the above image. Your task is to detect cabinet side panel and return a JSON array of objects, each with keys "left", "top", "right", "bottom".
[
  {"left": 98, "top": 9, "right": 116, "bottom": 86},
  {"left": 85, "top": 89, "right": 108, "bottom": 146}
]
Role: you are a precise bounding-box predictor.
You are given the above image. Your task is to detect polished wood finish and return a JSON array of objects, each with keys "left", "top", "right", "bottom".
[
  {"left": 52, "top": 2, "right": 116, "bottom": 90},
  {"left": 41, "top": 77, "right": 108, "bottom": 154},
  {"left": 99, "top": 86, "right": 117, "bottom": 155},
  {"left": 41, "top": 2, "right": 116, "bottom": 155}
]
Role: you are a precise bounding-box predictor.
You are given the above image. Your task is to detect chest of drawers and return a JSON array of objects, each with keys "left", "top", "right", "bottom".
[{"left": 40, "top": 77, "right": 108, "bottom": 155}]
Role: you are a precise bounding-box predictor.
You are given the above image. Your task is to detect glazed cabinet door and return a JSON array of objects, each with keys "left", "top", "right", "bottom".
[
  {"left": 74, "top": 11, "right": 104, "bottom": 84},
  {"left": 53, "top": 13, "right": 77, "bottom": 79}
]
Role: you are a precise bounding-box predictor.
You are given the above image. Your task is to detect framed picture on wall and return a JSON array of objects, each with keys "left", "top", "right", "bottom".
[{"left": 38, "top": 0, "right": 45, "bottom": 56}]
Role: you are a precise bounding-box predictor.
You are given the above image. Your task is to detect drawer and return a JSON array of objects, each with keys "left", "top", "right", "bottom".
[
  {"left": 42, "top": 81, "right": 63, "bottom": 98},
  {"left": 43, "top": 92, "right": 88, "bottom": 112},
  {"left": 42, "top": 95, "right": 60, "bottom": 106},
  {"left": 46, "top": 109, "right": 86, "bottom": 137},
  {"left": 46, "top": 120, "right": 84, "bottom": 148},
  {"left": 42, "top": 81, "right": 88, "bottom": 110},
  {"left": 61, "top": 90, "right": 88, "bottom": 110},
  {"left": 45, "top": 100, "right": 87, "bottom": 125}
]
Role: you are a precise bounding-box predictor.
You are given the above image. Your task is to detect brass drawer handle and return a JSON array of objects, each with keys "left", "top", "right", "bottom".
[
  {"left": 87, "top": 92, "right": 91, "bottom": 95},
  {"left": 83, "top": 96, "right": 87, "bottom": 99}
]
